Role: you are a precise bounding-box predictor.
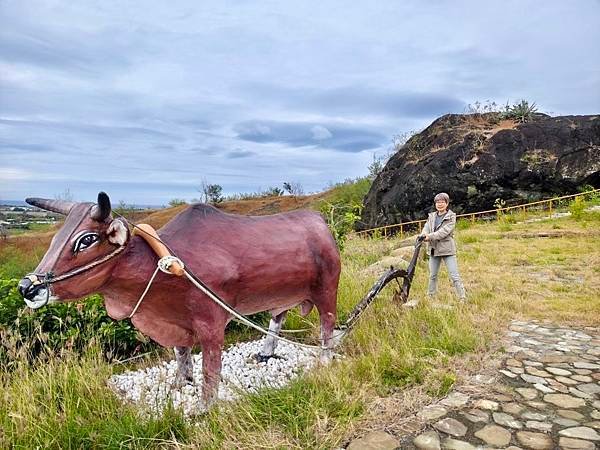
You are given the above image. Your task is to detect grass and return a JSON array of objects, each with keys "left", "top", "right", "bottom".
[
  {"left": 0, "top": 349, "right": 189, "bottom": 449},
  {"left": 1, "top": 206, "right": 599, "bottom": 448}
]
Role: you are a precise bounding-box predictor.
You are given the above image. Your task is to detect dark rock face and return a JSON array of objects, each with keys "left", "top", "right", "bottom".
[{"left": 359, "top": 114, "right": 600, "bottom": 230}]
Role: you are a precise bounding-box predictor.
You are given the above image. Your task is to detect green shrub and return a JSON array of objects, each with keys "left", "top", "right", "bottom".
[
  {"left": 317, "top": 177, "right": 372, "bottom": 249},
  {"left": 579, "top": 184, "right": 600, "bottom": 205},
  {"left": 456, "top": 219, "right": 474, "bottom": 230},
  {"left": 0, "top": 279, "right": 156, "bottom": 365}
]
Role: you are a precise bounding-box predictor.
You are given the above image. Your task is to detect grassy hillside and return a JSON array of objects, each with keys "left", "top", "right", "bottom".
[{"left": 1, "top": 205, "right": 598, "bottom": 448}]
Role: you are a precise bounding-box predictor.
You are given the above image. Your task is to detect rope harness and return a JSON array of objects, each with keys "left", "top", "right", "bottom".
[
  {"left": 25, "top": 213, "right": 414, "bottom": 351},
  {"left": 23, "top": 244, "right": 127, "bottom": 309},
  {"left": 129, "top": 253, "right": 325, "bottom": 351},
  {"left": 124, "top": 219, "right": 415, "bottom": 350}
]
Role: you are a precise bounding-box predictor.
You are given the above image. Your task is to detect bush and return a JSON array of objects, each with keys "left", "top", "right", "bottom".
[
  {"left": 0, "top": 279, "right": 156, "bottom": 365},
  {"left": 168, "top": 199, "right": 187, "bottom": 207},
  {"left": 317, "top": 177, "right": 372, "bottom": 249},
  {"left": 569, "top": 196, "right": 586, "bottom": 220},
  {"left": 579, "top": 184, "right": 600, "bottom": 205}
]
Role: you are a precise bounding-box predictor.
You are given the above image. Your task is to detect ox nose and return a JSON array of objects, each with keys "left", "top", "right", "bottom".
[{"left": 18, "top": 277, "right": 41, "bottom": 301}]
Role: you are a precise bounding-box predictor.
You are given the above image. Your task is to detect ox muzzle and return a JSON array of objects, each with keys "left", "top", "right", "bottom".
[{"left": 18, "top": 274, "right": 57, "bottom": 309}]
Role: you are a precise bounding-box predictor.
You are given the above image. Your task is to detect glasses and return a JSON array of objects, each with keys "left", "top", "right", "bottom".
[{"left": 434, "top": 200, "right": 447, "bottom": 204}]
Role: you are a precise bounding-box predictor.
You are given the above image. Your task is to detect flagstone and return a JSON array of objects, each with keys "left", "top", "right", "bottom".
[
  {"left": 433, "top": 418, "right": 467, "bottom": 437},
  {"left": 516, "top": 431, "right": 553, "bottom": 449},
  {"left": 473, "top": 399, "right": 499, "bottom": 411},
  {"left": 347, "top": 431, "right": 400, "bottom": 450},
  {"left": 558, "top": 437, "right": 595, "bottom": 449},
  {"left": 503, "top": 403, "right": 525, "bottom": 415},
  {"left": 558, "top": 427, "right": 600, "bottom": 441},
  {"left": 544, "top": 394, "right": 586, "bottom": 408},
  {"left": 571, "top": 375, "right": 593, "bottom": 382},
  {"left": 516, "top": 388, "right": 538, "bottom": 400},
  {"left": 440, "top": 392, "right": 470, "bottom": 408},
  {"left": 474, "top": 425, "right": 512, "bottom": 447},
  {"left": 525, "top": 421, "right": 552, "bottom": 432},
  {"left": 574, "top": 362, "right": 600, "bottom": 369},
  {"left": 418, "top": 405, "right": 449, "bottom": 421},
  {"left": 441, "top": 438, "right": 476, "bottom": 450},
  {"left": 546, "top": 367, "right": 572, "bottom": 376},
  {"left": 557, "top": 410, "right": 585, "bottom": 420},
  {"left": 414, "top": 430, "right": 441, "bottom": 450},
  {"left": 493, "top": 412, "right": 523, "bottom": 429},
  {"left": 460, "top": 409, "right": 489, "bottom": 423}
]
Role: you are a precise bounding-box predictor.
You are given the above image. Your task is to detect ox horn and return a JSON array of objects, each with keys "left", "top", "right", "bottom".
[
  {"left": 90, "top": 191, "right": 112, "bottom": 222},
  {"left": 25, "top": 198, "right": 76, "bottom": 215}
]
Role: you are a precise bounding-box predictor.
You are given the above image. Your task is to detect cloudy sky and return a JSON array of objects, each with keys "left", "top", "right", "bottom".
[{"left": 1, "top": 1, "right": 599, "bottom": 205}]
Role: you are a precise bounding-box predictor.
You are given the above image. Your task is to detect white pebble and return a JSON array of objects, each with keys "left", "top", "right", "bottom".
[{"left": 108, "top": 338, "right": 324, "bottom": 417}]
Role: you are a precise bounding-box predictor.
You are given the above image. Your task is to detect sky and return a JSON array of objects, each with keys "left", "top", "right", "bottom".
[{"left": 1, "top": 1, "right": 599, "bottom": 205}]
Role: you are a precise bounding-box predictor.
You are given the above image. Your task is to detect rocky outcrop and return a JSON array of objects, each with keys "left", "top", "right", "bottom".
[{"left": 359, "top": 114, "right": 600, "bottom": 230}]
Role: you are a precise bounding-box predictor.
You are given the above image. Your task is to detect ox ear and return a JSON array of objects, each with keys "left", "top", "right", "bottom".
[
  {"left": 106, "top": 219, "right": 129, "bottom": 246},
  {"left": 91, "top": 191, "right": 111, "bottom": 222}
]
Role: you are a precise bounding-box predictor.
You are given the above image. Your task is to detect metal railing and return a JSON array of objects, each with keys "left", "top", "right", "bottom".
[{"left": 354, "top": 188, "right": 600, "bottom": 238}]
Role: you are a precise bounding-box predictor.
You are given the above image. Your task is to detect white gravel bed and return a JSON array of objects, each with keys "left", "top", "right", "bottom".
[{"left": 108, "top": 338, "right": 320, "bottom": 416}]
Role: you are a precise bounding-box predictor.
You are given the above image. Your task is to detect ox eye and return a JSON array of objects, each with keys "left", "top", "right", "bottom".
[{"left": 73, "top": 233, "right": 100, "bottom": 253}]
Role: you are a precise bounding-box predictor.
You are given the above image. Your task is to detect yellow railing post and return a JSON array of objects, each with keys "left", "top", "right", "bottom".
[
  {"left": 400, "top": 224, "right": 403, "bottom": 238},
  {"left": 548, "top": 200, "right": 552, "bottom": 218}
]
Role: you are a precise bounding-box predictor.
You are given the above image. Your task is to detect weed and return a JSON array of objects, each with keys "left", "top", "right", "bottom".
[
  {"left": 500, "top": 100, "right": 539, "bottom": 123},
  {"left": 569, "top": 196, "right": 586, "bottom": 220}
]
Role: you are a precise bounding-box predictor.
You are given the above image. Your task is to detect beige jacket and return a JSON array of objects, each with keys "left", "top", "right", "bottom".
[{"left": 421, "top": 210, "right": 457, "bottom": 256}]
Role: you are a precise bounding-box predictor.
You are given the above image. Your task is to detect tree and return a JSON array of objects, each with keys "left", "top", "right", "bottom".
[
  {"left": 54, "top": 188, "right": 74, "bottom": 202},
  {"left": 206, "top": 184, "right": 224, "bottom": 203},
  {"left": 283, "top": 181, "right": 304, "bottom": 196},
  {"left": 199, "top": 178, "right": 224, "bottom": 204},
  {"left": 367, "top": 154, "right": 384, "bottom": 179},
  {"left": 169, "top": 199, "right": 187, "bottom": 207}
]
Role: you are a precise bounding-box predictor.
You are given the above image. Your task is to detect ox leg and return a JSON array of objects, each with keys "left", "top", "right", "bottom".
[
  {"left": 174, "top": 346, "right": 194, "bottom": 387},
  {"left": 200, "top": 332, "right": 224, "bottom": 409},
  {"left": 314, "top": 289, "right": 338, "bottom": 364},
  {"left": 256, "top": 311, "right": 287, "bottom": 362}
]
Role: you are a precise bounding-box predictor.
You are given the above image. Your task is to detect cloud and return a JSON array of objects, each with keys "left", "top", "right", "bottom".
[
  {"left": 311, "top": 125, "right": 332, "bottom": 140},
  {"left": 234, "top": 120, "right": 387, "bottom": 152},
  {"left": 0, "top": 142, "right": 53, "bottom": 153},
  {"left": 237, "top": 83, "right": 466, "bottom": 119},
  {"left": 226, "top": 149, "right": 256, "bottom": 159}
]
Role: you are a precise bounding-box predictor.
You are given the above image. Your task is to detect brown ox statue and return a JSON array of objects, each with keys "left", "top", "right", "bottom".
[{"left": 18, "top": 192, "right": 341, "bottom": 408}]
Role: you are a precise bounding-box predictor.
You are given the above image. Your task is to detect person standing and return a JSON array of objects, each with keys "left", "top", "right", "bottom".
[{"left": 420, "top": 192, "right": 466, "bottom": 301}]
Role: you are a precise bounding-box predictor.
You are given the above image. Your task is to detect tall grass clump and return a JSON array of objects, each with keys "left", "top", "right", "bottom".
[
  {"left": 0, "top": 349, "right": 189, "bottom": 449},
  {"left": 569, "top": 195, "right": 586, "bottom": 220}
]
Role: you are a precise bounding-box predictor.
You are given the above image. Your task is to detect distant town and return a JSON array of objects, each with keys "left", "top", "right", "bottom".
[{"left": 0, "top": 203, "right": 61, "bottom": 237}]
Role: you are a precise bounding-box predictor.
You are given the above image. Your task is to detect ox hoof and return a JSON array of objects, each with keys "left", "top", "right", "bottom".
[
  {"left": 254, "top": 353, "right": 281, "bottom": 363},
  {"left": 319, "top": 349, "right": 333, "bottom": 365}
]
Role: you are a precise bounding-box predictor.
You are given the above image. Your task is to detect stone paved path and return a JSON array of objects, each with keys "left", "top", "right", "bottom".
[{"left": 348, "top": 320, "right": 600, "bottom": 449}]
